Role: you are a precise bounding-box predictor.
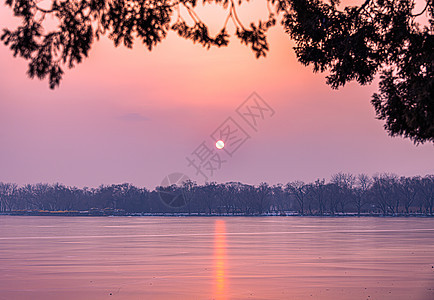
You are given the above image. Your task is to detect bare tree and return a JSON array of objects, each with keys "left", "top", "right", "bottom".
[
  {"left": 353, "top": 174, "right": 372, "bottom": 216},
  {"left": 252, "top": 182, "right": 271, "bottom": 215},
  {"left": 0, "top": 183, "right": 18, "bottom": 212},
  {"left": 398, "top": 176, "right": 418, "bottom": 214},
  {"left": 371, "top": 173, "right": 398, "bottom": 215},
  {"left": 237, "top": 183, "right": 255, "bottom": 215},
  {"left": 269, "top": 184, "right": 285, "bottom": 213},
  {"left": 331, "top": 173, "right": 356, "bottom": 214},
  {"left": 418, "top": 175, "right": 434, "bottom": 215},
  {"left": 285, "top": 181, "right": 307, "bottom": 215},
  {"left": 310, "top": 179, "right": 326, "bottom": 215}
]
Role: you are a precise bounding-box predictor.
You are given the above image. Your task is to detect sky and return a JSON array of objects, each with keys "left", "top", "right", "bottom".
[{"left": 0, "top": 1, "right": 433, "bottom": 189}]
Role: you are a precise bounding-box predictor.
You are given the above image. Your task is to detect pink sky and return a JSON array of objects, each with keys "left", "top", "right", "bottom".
[{"left": 0, "top": 1, "right": 433, "bottom": 188}]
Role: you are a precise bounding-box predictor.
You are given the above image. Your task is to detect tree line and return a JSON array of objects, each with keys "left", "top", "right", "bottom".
[{"left": 0, "top": 173, "right": 433, "bottom": 216}]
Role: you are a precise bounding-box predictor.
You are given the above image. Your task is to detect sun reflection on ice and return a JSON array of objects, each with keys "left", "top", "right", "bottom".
[{"left": 214, "top": 219, "right": 227, "bottom": 299}]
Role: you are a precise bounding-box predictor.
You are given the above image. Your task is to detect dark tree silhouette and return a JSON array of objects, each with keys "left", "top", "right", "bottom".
[
  {"left": 354, "top": 173, "right": 372, "bottom": 215},
  {"left": 371, "top": 173, "right": 398, "bottom": 215},
  {"left": 1, "top": 0, "right": 433, "bottom": 142},
  {"left": 307, "top": 178, "right": 326, "bottom": 215},
  {"left": 285, "top": 180, "right": 307, "bottom": 215},
  {"left": 270, "top": 184, "right": 288, "bottom": 212},
  {"left": 284, "top": 0, "right": 434, "bottom": 143},
  {"left": 0, "top": 182, "right": 18, "bottom": 211},
  {"left": 398, "top": 176, "right": 418, "bottom": 213},
  {"left": 418, "top": 175, "right": 434, "bottom": 214},
  {"left": 331, "top": 173, "right": 355, "bottom": 213},
  {"left": 214, "top": 182, "right": 238, "bottom": 214}
]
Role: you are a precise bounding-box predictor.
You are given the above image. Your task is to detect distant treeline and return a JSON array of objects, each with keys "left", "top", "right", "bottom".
[{"left": 0, "top": 173, "right": 433, "bottom": 216}]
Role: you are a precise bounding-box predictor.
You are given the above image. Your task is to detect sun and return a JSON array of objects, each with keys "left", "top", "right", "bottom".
[{"left": 215, "top": 140, "right": 225, "bottom": 150}]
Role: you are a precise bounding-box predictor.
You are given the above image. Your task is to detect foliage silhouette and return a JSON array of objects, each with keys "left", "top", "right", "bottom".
[{"left": 1, "top": 0, "right": 433, "bottom": 143}]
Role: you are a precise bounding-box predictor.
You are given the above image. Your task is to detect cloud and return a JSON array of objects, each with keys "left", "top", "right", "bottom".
[{"left": 118, "top": 113, "right": 150, "bottom": 122}]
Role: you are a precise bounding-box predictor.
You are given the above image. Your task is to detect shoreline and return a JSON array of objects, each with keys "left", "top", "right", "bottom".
[{"left": 1, "top": 211, "right": 433, "bottom": 218}]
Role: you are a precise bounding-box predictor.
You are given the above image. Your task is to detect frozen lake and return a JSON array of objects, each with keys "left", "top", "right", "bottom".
[{"left": 0, "top": 216, "right": 433, "bottom": 299}]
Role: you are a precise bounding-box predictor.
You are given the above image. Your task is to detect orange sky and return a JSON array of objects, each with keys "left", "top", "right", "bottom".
[{"left": 0, "top": 1, "right": 433, "bottom": 188}]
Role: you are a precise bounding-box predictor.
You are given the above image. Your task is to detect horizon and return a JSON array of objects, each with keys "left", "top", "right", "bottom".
[
  {"left": 1, "top": 0, "right": 433, "bottom": 189},
  {"left": 1, "top": 171, "right": 433, "bottom": 190}
]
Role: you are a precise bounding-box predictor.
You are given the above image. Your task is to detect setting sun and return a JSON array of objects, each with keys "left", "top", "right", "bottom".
[{"left": 216, "top": 140, "right": 225, "bottom": 150}]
